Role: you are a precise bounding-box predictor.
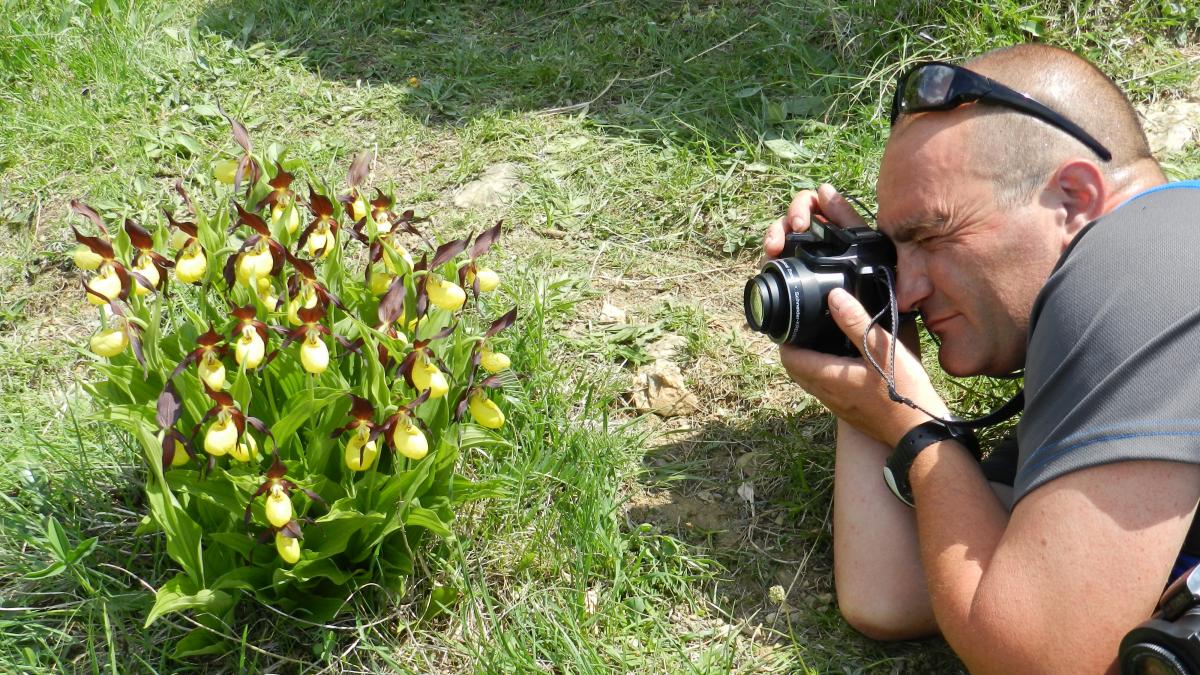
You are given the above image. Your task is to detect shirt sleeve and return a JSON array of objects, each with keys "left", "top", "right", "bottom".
[{"left": 1015, "top": 187, "right": 1200, "bottom": 502}]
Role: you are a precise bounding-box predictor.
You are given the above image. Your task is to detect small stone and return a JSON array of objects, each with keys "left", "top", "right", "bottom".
[
  {"left": 736, "top": 481, "right": 755, "bottom": 504},
  {"left": 452, "top": 163, "right": 521, "bottom": 209},
  {"left": 598, "top": 302, "right": 627, "bottom": 325},
  {"left": 645, "top": 334, "right": 687, "bottom": 361},
  {"left": 628, "top": 360, "right": 700, "bottom": 418},
  {"left": 1140, "top": 99, "right": 1200, "bottom": 156}
]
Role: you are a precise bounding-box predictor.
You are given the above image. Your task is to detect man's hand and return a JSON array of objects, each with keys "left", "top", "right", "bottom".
[
  {"left": 763, "top": 183, "right": 869, "bottom": 257},
  {"left": 780, "top": 287, "right": 947, "bottom": 447}
]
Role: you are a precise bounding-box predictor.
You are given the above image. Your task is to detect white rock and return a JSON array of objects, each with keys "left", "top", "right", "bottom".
[
  {"left": 452, "top": 163, "right": 521, "bottom": 209},
  {"left": 628, "top": 360, "right": 700, "bottom": 418}
]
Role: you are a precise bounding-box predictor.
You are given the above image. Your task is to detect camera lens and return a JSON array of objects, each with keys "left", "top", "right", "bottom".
[
  {"left": 1122, "top": 643, "right": 1189, "bottom": 675},
  {"left": 743, "top": 258, "right": 846, "bottom": 347},
  {"left": 744, "top": 277, "right": 769, "bottom": 331}
]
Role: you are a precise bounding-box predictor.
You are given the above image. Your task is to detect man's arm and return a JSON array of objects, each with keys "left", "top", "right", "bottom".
[
  {"left": 910, "top": 446, "right": 1200, "bottom": 674},
  {"left": 832, "top": 420, "right": 939, "bottom": 639}
]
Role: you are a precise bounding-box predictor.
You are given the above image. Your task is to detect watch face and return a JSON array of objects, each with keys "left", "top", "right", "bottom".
[{"left": 882, "top": 466, "right": 915, "bottom": 507}]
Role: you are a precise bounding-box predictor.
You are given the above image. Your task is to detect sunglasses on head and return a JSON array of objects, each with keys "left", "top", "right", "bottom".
[{"left": 890, "top": 61, "right": 1112, "bottom": 162}]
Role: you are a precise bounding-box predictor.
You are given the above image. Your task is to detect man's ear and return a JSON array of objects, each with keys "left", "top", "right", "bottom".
[{"left": 1048, "top": 160, "right": 1107, "bottom": 244}]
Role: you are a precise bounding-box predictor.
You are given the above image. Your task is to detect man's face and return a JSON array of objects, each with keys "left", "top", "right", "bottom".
[{"left": 876, "top": 114, "right": 1066, "bottom": 377}]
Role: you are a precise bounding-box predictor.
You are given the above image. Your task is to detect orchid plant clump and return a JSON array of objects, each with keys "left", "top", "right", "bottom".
[{"left": 73, "top": 113, "right": 517, "bottom": 654}]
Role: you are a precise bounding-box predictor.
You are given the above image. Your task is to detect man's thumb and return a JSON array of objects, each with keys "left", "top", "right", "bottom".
[{"left": 827, "top": 288, "right": 870, "bottom": 343}]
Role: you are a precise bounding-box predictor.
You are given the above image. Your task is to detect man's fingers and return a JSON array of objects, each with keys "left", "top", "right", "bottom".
[
  {"left": 786, "top": 190, "right": 820, "bottom": 232},
  {"left": 764, "top": 217, "right": 786, "bottom": 257},
  {"left": 816, "top": 184, "right": 869, "bottom": 229},
  {"left": 828, "top": 288, "right": 892, "bottom": 362}
]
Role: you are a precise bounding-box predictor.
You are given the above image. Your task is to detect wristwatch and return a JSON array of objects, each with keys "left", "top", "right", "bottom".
[{"left": 883, "top": 421, "right": 980, "bottom": 507}]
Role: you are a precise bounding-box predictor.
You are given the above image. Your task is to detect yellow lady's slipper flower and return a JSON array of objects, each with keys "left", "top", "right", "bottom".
[
  {"left": 168, "top": 439, "right": 190, "bottom": 467},
  {"left": 351, "top": 195, "right": 368, "bottom": 223},
  {"left": 229, "top": 433, "right": 258, "bottom": 463},
  {"left": 264, "top": 485, "right": 293, "bottom": 528},
  {"left": 235, "top": 325, "right": 265, "bottom": 369},
  {"left": 235, "top": 246, "right": 273, "bottom": 286},
  {"left": 255, "top": 276, "right": 278, "bottom": 311},
  {"left": 271, "top": 202, "right": 300, "bottom": 235},
  {"left": 382, "top": 245, "right": 414, "bottom": 274},
  {"left": 306, "top": 223, "right": 335, "bottom": 259},
  {"left": 287, "top": 288, "right": 319, "bottom": 326},
  {"left": 89, "top": 326, "right": 128, "bottom": 357},
  {"left": 198, "top": 351, "right": 227, "bottom": 391},
  {"left": 392, "top": 419, "right": 428, "bottom": 460},
  {"left": 214, "top": 159, "right": 238, "bottom": 185},
  {"left": 469, "top": 391, "right": 505, "bottom": 429},
  {"left": 427, "top": 276, "right": 466, "bottom": 311},
  {"left": 86, "top": 264, "right": 123, "bottom": 306},
  {"left": 204, "top": 416, "right": 237, "bottom": 456},
  {"left": 344, "top": 428, "right": 380, "bottom": 471},
  {"left": 175, "top": 245, "right": 207, "bottom": 283},
  {"left": 480, "top": 344, "right": 511, "bottom": 373},
  {"left": 368, "top": 270, "right": 394, "bottom": 296},
  {"left": 300, "top": 332, "right": 329, "bottom": 375},
  {"left": 412, "top": 359, "right": 448, "bottom": 399},
  {"left": 169, "top": 227, "right": 191, "bottom": 251},
  {"left": 132, "top": 256, "right": 160, "bottom": 296},
  {"left": 73, "top": 245, "right": 103, "bottom": 271},
  {"left": 275, "top": 531, "right": 301, "bottom": 565},
  {"left": 469, "top": 267, "right": 501, "bottom": 293}
]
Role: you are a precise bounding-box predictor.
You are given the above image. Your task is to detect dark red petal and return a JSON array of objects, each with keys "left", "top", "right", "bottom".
[
  {"left": 347, "top": 151, "right": 371, "bottom": 187},
  {"left": 471, "top": 220, "right": 503, "bottom": 259},
  {"left": 124, "top": 219, "right": 154, "bottom": 250},
  {"left": 70, "top": 200, "right": 109, "bottom": 235},
  {"left": 378, "top": 277, "right": 406, "bottom": 325},
  {"left": 218, "top": 102, "right": 253, "bottom": 153},
  {"left": 430, "top": 237, "right": 469, "bottom": 270},
  {"left": 307, "top": 187, "right": 333, "bottom": 218},
  {"left": 157, "top": 381, "right": 182, "bottom": 428},
  {"left": 71, "top": 225, "right": 114, "bottom": 260},
  {"left": 234, "top": 202, "right": 270, "bottom": 237},
  {"left": 486, "top": 307, "right": 518, "bottom": 338}
]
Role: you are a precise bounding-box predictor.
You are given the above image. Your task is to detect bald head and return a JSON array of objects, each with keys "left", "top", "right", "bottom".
[{"left": 891, "top": 44, "right": 1163, "bottom": 207}]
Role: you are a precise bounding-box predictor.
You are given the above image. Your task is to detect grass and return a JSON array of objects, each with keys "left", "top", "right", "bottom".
[{"left": 2, "top": 0, "right": 1199, "bottom": 672}]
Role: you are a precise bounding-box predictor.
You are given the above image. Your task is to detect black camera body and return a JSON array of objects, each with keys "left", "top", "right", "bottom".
[
  {"left": 1120, "top": 563, "right": 1200, "bottom": 674},
  {"left": 744, "top": 219, "right": 897, "bottom": 355}
]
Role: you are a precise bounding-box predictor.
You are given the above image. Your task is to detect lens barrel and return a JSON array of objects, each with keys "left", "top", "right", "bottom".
[{"left": 742, "top": 257, "right": 846, "bottom": 348}]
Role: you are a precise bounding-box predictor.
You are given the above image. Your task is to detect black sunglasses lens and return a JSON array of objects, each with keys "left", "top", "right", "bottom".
[{"left": 904, "top": 64, "right": 957, "bottom": 113}]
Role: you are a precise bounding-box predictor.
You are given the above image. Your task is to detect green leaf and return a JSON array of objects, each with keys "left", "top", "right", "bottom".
[
  {"left": 231, "top": 366, "right": 251, "bottom": 410},
  {"left": 70, "top": 536, "right": 98, "bottom": 565},
  {"left": 404, "top": 507, "right": 452, "bottom": 537},
  {"left": 270, "top": 386, "right": 342, "bottom": 446},
  {"left": 145, "top": 575, "right": 232, "bottom": 628},
  {"left": 210, "top": 565, "right": 270, "bottom": 594},
  {"left": 310, "top": 498, "right": 385, "bottom": 557},
  {"left": 44, "top": 516, "right": 70, "bottom": 561},
  {"left": 24, "top": 561, "right": 67, "bottom": 581},
  {"left": 172, "top": 626, "right": 227, "bottom": 658},
  {"left": 764, "top": 138, "right": 804, "bottom": 161}
]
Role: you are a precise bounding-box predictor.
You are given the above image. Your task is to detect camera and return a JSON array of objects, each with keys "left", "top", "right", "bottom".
[
  {"left": 1120, "top": 563, "right": 1200, "bottom": 674},
  {"left": 743, "top": 218, "right": 897, "bottom": 355}
]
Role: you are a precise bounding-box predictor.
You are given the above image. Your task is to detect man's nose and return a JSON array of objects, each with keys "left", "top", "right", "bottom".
[{"left": 895, "top": 255, "right": 932, "bottom": 313}]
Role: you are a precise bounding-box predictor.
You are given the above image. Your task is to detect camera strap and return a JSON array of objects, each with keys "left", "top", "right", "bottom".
[{"left": 863, "top": 266, "right": 1025, "bottom": 432}]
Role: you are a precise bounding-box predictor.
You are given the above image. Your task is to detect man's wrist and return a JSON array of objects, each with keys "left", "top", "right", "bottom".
[{"left": 884, "top": 421, "right": 980, "bottom": 507}]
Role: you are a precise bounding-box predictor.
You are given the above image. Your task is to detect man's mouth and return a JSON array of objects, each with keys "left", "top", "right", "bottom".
[{"left": 922, "top": 312, "right": 958, "bottom": 335}]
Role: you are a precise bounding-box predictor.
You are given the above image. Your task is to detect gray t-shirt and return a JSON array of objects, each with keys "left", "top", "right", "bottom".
[{"left": 1015, "top": 182, "right": 1200, "bottom": 506}]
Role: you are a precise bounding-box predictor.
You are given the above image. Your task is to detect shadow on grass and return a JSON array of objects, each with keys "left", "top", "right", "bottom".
[
  {"left": 628, "top": 409, "right": 965, "bottom": 673},
  {"left": 194, "top": 0, "right": 902, "bottom": 148}
]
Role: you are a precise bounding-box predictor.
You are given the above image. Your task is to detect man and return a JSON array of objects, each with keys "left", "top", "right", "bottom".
[{"left": 764, "top": 43, "right": 1200, "bottom": 672}]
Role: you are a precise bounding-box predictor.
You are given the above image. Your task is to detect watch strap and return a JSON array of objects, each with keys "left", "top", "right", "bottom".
[{"left": 883, "top": 421, "right": 980, "bottom": 507}]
